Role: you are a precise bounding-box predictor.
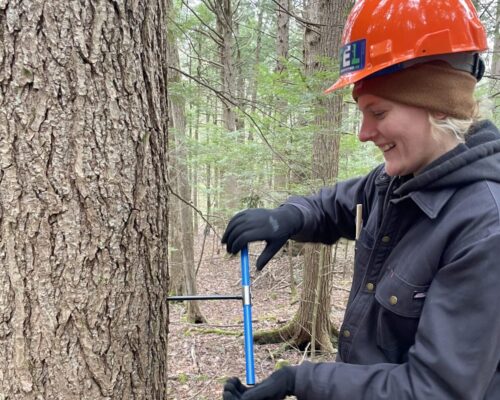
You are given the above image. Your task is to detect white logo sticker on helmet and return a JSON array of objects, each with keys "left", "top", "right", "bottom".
[{"left": 340, "top": 39, "right": 366, "bottom": 75}]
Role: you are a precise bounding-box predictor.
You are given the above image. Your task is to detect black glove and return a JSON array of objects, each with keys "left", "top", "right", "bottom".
[
  {"left": 223, "top": 377, "right": 249, "bottom": 399},
  {"left": 223, "top": 367, "right": 297, "bottom": 400},
  {"left": 221, "top": 206, "right": 304, "bottom": 270}
]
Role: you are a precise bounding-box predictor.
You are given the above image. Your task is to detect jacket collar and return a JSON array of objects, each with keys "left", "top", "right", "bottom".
[
  {"left": 376, "top": 171, "right": 455, "bottom": 219},
  {"left": 392, "top": 188, "right": 457, "bottom": 219}
]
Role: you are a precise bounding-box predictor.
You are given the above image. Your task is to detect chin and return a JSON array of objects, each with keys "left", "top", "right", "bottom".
[
  {"left": 384, "top": 163, "right": 409, "bottom": 177},
  {"left": 384, "top": 165, "right": 399, "bottom": 177}
]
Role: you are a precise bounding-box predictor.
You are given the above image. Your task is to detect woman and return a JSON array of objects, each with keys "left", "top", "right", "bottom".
[{"left": 222, "top": 1, "right": 500, "bottom": 399}]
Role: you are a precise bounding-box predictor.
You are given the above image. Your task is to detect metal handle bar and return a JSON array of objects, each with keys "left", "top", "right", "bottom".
[{"left": 166, "top": 246, "right": 256, "bottom": 385}]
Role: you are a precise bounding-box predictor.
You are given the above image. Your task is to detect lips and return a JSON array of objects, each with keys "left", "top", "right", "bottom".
[{"left": 379, "top": 143, "right": 395, "bottom": 152}]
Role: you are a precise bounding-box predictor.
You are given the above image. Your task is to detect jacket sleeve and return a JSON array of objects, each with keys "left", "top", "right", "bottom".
[
  {"left": 294, "top": 231, "right": 500, "bottom": 400},
  {"left": 285, "top": 165, "right": 383, "bottom": 244}
]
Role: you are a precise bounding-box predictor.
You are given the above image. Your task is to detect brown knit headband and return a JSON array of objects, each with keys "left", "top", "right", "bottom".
[{"left": 352, "top": 62, "right": 477, "bottom": 119}]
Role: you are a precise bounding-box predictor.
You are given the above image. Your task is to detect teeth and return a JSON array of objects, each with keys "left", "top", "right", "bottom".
[{"left": 381, "top": 144, "right": 395, "bottom": 152}]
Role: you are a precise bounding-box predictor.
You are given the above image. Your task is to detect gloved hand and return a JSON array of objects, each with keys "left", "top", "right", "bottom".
[
  {"left": 221, "top": 206, "right": 304, "bottom": 270},
  {"left": 223, "top": 366, "right": 297, "bottom": 400},
  {"left": 222, "top": 377, "right": 249, "bottom": 399}
]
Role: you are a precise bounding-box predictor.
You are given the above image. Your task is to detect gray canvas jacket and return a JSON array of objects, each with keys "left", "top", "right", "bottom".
[{"left": 286, "top": 120, "right": 500, "bottom": 399}]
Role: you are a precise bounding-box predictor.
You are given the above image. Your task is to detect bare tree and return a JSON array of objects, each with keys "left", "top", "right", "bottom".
[
  {"left": 249, "top": 0, "right": 266, "bottom": 141},
  {"left": 254, "top": 0, "right": 353, "bottom": 354},
  {"left": 214, "top": 0, "right": 243, "bottom": 215},
  {"left": 276, "top": 0, "right": 291, "bottom": 75},
  {"left": 0, "top": 1, "right": 169, "bottom": 398},
  {"left": 273, "top": 0, "right": 291, "bottom": 192},
  {"left": 167, "top": 1, "right": 206, "bottom": 323}
]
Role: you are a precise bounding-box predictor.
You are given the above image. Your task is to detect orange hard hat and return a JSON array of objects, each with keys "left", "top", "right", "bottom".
[{"left": 325, "top": 0, "right": 488, "bottom": 94}]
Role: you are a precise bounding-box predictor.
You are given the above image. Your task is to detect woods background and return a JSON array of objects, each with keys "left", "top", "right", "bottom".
[{"left": 0, "top": 0, "right": 498, "bottom": 399}]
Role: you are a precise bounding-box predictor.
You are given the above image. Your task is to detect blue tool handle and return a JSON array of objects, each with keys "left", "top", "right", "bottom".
[{"left": 240, "top": 246, "right": 255, "bottom": 385}]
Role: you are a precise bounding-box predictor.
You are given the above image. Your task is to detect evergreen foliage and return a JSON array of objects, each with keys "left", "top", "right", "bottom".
[{"left": 169, "top": 0, "right": 500, "bottom": 223}]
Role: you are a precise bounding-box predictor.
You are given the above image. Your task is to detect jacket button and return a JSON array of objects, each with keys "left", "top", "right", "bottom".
[
  {"left": 343, "top": 330, "right": 351, "bottom": 338},
  {"left": 366, "top": 282, "right": 374, "bottom": 291},
  {"left": 382, "top": 235, "right": 391, "bottom": 243},
  {"left": 389, "top": 295, "right": 398, "bottom": 305}
]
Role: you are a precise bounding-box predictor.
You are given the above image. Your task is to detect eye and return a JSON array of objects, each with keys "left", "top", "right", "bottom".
[{"left": 372, "top": 110, "right": 386, "bottom": 119}]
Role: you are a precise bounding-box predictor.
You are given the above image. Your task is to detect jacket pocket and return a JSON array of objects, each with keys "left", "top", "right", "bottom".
[
  {"left": 348, "top": 228, "right": 375, "bottom": 303},
  {"left": 339, "top": 228, "right": 375, "bottom": 361},
  {"left": 374, "top": 269, "right": 429, "bottom": 360}
]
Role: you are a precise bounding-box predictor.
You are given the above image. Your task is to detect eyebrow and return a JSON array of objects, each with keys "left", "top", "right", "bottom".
[
  {"left": 359, "top": 99, "right": 392, "bottom": 113},
  {"left": 358, "top": 101, "right": 376, "bottom": 113}
]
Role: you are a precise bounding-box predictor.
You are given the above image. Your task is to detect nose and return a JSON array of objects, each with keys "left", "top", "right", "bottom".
[{"left": 358, "top": 117, "right": 377, "bottom": 142}]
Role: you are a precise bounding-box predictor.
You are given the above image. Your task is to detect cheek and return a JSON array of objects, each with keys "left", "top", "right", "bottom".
[
  {"left": 386, "top": 119, "right": 429, "bottom": 148},
  {"left": 402, "top": 112, "right": 431, "bottom": 138},
  {"left": 378, "top": 120, "right": 402, "bottom": 140}
]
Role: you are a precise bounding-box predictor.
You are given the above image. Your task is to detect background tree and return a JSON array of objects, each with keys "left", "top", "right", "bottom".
[
  {"left": 273, "top": 0, "right": 291, "bottom": 192},
  {"left": 300, "top": 0, "right": 354, "bottom": 355},
  {"left": 166, "top": 0, "right": 500, "bottom": 396},
  {"left": 0, "top": 1, "right": 169, "bottom": 398},
  {"left": 168, "top": 0, "right": 499, "bottom": 358},
  {"left": 472, "top": 1, "right": 500, "bottom": 124},
  {"left": 489, "top": 0, "right": 500, "bottom": 120},
  {"left": 171, "top": 0, "right": 499, "bottom": 230},
  {"left": 253, "top": 0, "right": 353, "bottom": 353},
  {"left": 168, "top": 0, "right": 206, "bottom": 323},
  {"left": 214, "top": 0, "right": 243, "bottom": 216}
]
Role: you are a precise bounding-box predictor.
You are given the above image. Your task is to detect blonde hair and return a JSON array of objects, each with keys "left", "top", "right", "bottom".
[{"left": 428, "top": 113, "right": 476, "bottom": 143}]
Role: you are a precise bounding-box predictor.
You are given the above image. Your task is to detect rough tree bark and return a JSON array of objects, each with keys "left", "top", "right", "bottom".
[
  {"left": 0, "top": 1, "right": 169, "bottom": 398},
  {"left": 276, "top": 0, "right": 290, "bottom": 75},
  {"left": 215, "top": 0, "right": 238, "bottom": 134},
  {"left": 254, "top": 0, "right": 353, "bottom": 354}
]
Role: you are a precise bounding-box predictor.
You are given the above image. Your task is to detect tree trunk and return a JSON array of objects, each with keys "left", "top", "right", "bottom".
[
  {"left": 167, "top": 13, "right": 205, "bottom": 323},
  {"left": 192, "top": 40, "right": 203, "bottom": 232},
  {"left": 493, "top": 0, "right": 500, "bottom": 77},
  {"left": 215, "top": 0, "right": 241, "bottom": 216},
  {"left": 216, "top": 0, "right": 237, "bottom": 134},
  {"left": 276, "top": 0, "right": 290, "bottom": 75},
  {"left": 273, "top": 0, "right": 291, "bottom": 193},
  {"left": 169, "top": 172, "right": 184, "bottom": 294},
  {"left": 255, "top": 0, "right": 353, "bottom": 353},
  {"left": 249, "top": 2, "right": 265, "bottom": 141},
  {"left": 0, "top": 1, "right": 169, "bottom": 398},
  {"left": 235, "top": 20, "right": 245, "bottom": 131}
]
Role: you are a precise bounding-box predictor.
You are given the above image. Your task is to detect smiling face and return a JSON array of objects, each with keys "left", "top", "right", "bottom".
[{"left": 357, "top": 94, "right": 461, "bottom": 176}]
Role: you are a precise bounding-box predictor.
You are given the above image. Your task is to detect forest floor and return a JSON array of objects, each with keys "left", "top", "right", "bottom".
[{"left": 167, "top": 230, "right": 354, "bottom": 400}]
